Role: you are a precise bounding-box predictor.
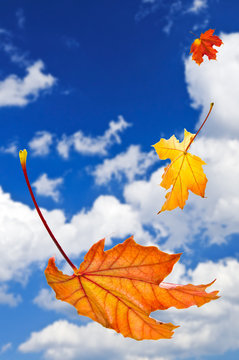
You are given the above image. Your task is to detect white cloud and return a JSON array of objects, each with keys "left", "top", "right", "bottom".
[
  {"left": 0, "top": 142, "right": 17, "bottom": 156},
  {"left": 32, "top": 173, "right": 64, "bottom": 202},
  {"left": 0, "top": 60, "right": 56, "bottom": 107},
  {"left": 0, "top": 284, "right": 21, "bottom": 307},
  {"left": 1, "top": 136, "right": 239, "bottom": 284},
  {"left": 185, "top": 32, "right": 239, "bottom": 138},
  {"left": 0, "top": 187, "right": 61, "bottom": 282},
  {"left": 69, "top": 195, "right": 152, "bottom": 248},
  {"left": 187, "top": 0, "right": 207, "bottom": 13},
  {"left": 1, "top": 135, "right": 239, "bottom": 285},
  {"left": 28, "top": 131, "right": 54, "bottom": 156},
  {"left": 57, "top": 116, "right": 131, "bottom": 159},
  {"left": 27, "top": 117, "right": 129, "bottom": 159},
  {"left": 33, "top": 289, "right": 77, "bottom": 318},
  {"left": 0, "top": 185, "right": 152, "bottom": 284},
  {"left": 92, "top": 145, "right": 157, "bottom": 185},
  {"left": 18, "top": 258, "right": 239, "bottom": 360}
]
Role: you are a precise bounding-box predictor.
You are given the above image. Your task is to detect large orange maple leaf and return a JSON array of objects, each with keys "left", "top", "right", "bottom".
[
  {"left": 45, "top": 237, "right": 219, "bottom": 341},
  {"left": 19, "top": 149, "right": 219, "bottom": 341},
  {"left": 190, "top": 29, "right": 223, "bottom": 65},
  {"left": 153, "top": 103, "right": 213, "bottom": 213}
]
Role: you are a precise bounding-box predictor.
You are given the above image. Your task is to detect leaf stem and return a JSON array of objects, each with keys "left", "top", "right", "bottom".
[
  {"left": 185, "top": 102, "right": 214, "bottom": 152},
  {"left": 19, "top": 150, "right": 77, "bottom": 272},
  {"left": 189, "top": 30, "right": 199, "bottom": 38}
]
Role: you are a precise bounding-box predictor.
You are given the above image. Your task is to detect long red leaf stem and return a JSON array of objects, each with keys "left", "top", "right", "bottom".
[
  {"left": 19, "top": 150, "right": 77, "bottom": 271},
  {"left": 185, "top": 102, "right": 214, "bottom": 152}
]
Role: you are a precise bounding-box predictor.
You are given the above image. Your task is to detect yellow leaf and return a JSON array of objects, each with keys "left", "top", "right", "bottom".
[{"left": 153, "top": 129, "right": 207, "bottom": 213}]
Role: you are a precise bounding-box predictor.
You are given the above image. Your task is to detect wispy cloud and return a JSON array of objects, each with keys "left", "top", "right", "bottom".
[
  {"left": 27, "top": 116, "right": 130, "bottom": 159},
  {"left": 57, "top": 116, "right": 131, "bottom": 159},
  {"left": 16, "top": 8, "right": 25, "bottom": 29},
  {"left": 0, "top": 29, "right": 29, "bottom": 66},
  {"left": 135, "top": 0, "right": 161, "bottom": 22},
  {"left": 163, "top": 0, "right": 182, "bottom": 35},
  {"left": 32, "top": 173, "right": 64, "bottom": 202},
  {"left": 62, "top": 36, "right": 80, "bottom": 49},
  {"left": 29, "top": 131, "right": 54, "bottom": 156},
  {"left": 0, "top": 342, "right": 12, "bottom": 354},
  {"left": 92, "top": 145, "right": 157, "bottom": 185},
  {"left": 135, "top": 0, "right": 208, "bottom": 34},
  {"left": 0, "top": 284, "right": 21, "bottom": 307},
  {"left": 187, "top": 0, "right": 207, "bottom": 13},
  {"left": 0, "top": 61, "right": 56, "bottom": 107},
  {"left": 0, "top": 142, "right": 17, "bottom": 156}
]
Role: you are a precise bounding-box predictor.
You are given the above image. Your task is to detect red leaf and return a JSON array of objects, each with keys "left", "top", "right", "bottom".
[{"left": 190, "top": 29, "right": 223, "bottom": 65}]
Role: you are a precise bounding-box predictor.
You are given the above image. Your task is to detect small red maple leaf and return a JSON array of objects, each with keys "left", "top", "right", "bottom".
[{"left": 190, "top": 29, "right": 223, "bottom": 65}]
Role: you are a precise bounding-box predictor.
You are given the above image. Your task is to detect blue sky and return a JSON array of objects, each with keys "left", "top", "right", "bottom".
[{"left": 0, "top": 0, "right": 239, "bottom": 359}]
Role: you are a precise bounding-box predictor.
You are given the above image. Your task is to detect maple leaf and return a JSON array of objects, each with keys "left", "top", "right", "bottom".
[
  {"left": 153, "top": 103, "right": 213, "bottom": 213},
  {"left": 19, "top": 149, "right": 219, "bottom": 341},
  {"left": 45, "top": 237, "right": 219, "bottom": 341},
  {"left": 190, "top": 29, "right": 223, "bottom": 65}
]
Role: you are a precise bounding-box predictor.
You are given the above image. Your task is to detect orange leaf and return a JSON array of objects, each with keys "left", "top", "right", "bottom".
[
  {"left": 45, "top": 236, "right": 219, "bottom": 340},
  {"left": 153, "top": 129, "right": 207, "bottom": 213},
  {"left": 190, "top": 29, "right": 223, "bottom": 65}
]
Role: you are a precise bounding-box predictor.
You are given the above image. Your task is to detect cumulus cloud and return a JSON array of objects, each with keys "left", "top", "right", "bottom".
[
  {"left": 1, "top": 136, "right": 239, "bottom": 283},
  {"left": 0, "top": 60, "right": 56, "bottom": 107},
  {"left": 92, "top": 145, "right": 157, "bottom": 185},
  {"left": 69, "top": 195, "right": 152, "bottom": 247},
  {"left": 1, "top": 135, "right": 239, "bottom": 285},
  {"left": 32, "top": 174, "right": 64, "bottom": 202},
  {"left": 0, "top": 187, "right": 62, "bottom": 282},
  {"left": 0, "top": 284, "right": 21, "bottom": 307},
  {"left": 57, "top": 116, "right": 131, "bottom": 159},
  {"left": 18, "top": 258, "right": 239, "bottom": 360},
  {"left": 28, "top": 131, "right": 54, "bottom": 156},
  {"left": 185, "top": 32, "right": 239, "bottom": 138},
  {"left": 124, "top": 136, "right": 239, "bottom": 249},
  {"left": 0, "top": 186, "right": 152, "bottom": 284}
]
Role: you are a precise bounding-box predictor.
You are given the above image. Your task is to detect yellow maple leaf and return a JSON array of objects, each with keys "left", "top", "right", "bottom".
[{"left": 153, "top": 104, "right": 213, "bottom": 213}]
